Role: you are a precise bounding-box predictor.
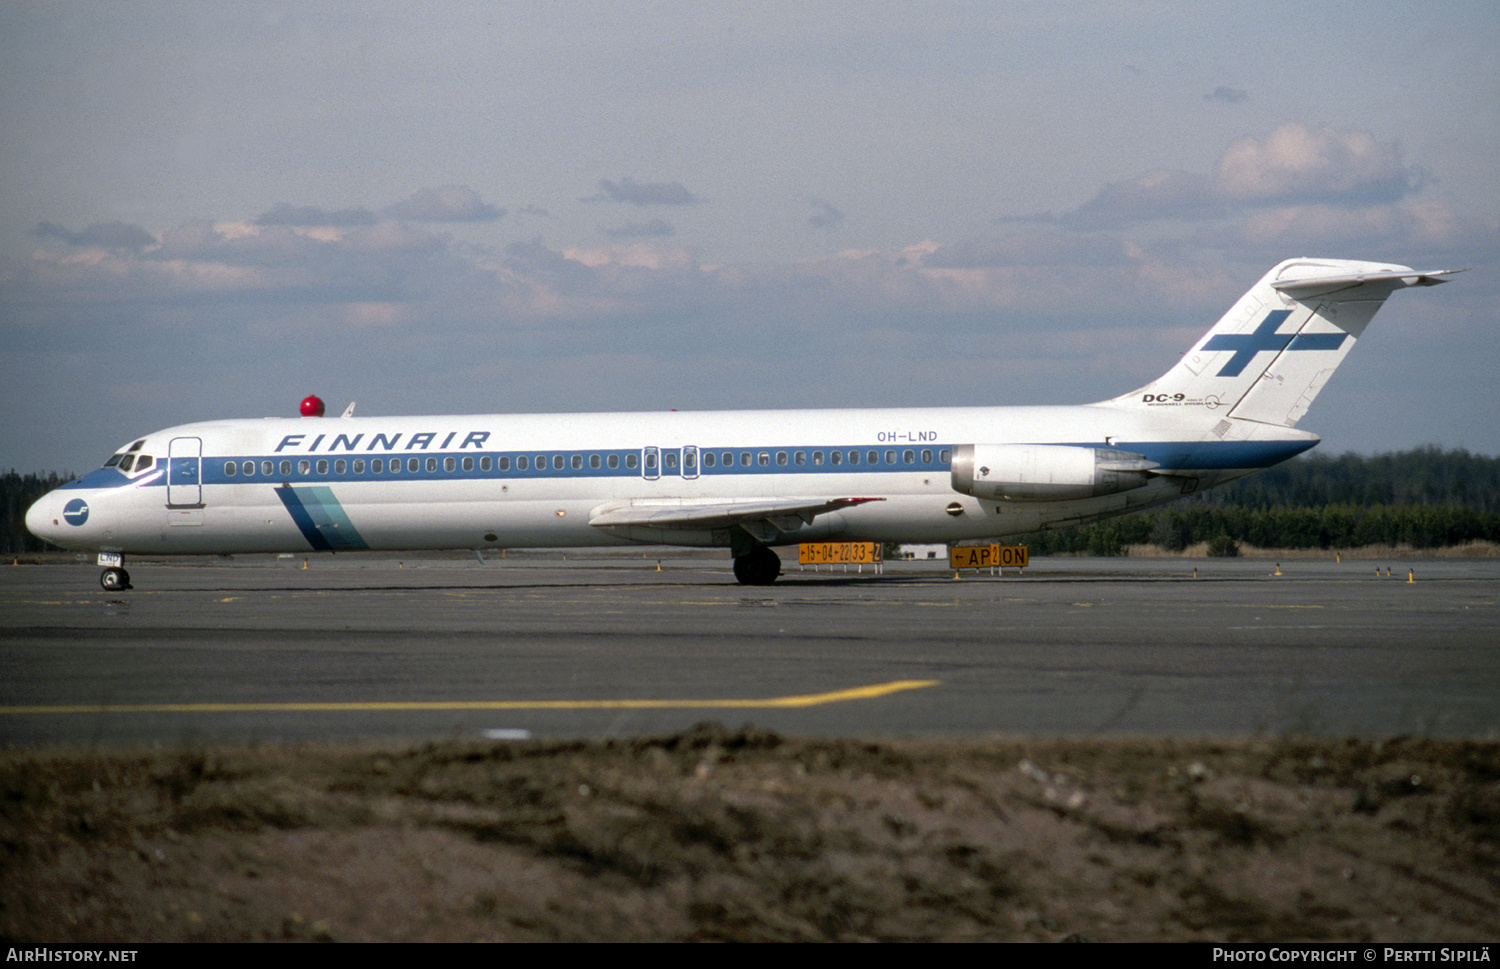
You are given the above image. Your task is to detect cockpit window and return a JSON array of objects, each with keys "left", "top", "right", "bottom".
[
  {"left": 108, "top": 452, "right": 155, "bottom": 474},
  {"left": 105, "top": 440, "right": 147, "bottom": 469}
]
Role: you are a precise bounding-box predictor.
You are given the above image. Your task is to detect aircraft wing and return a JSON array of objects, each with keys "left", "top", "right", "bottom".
[{"left": 589, "top": 496, "right": 883, "bottom": 542}]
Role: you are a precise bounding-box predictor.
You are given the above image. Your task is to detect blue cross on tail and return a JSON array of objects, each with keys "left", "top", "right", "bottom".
[{"left": 1203, "top": 309, "right": 1347, "bottom": 377}]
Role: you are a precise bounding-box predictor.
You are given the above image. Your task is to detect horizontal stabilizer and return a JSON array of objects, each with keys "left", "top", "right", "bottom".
[{"left": 1271, "top": 267, "right": 1466, "bottom": 300}]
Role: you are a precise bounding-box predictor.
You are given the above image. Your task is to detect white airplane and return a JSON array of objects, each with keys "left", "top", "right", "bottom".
[{"left": 26, "top": 258, "right": 1458, "bottom": 590}]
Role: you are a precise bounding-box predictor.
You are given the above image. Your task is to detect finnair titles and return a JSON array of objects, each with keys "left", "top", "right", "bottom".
[{"left": 25, "top": 258, "right": 1460, "bottom": 588}]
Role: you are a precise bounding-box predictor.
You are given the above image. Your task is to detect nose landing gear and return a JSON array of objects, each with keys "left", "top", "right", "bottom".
[
  {"left": 100, "top": 567, "right": 131, "bottom": 591},
  {"left": 732, "top": 546, "right": 781, "bottom": 586}
]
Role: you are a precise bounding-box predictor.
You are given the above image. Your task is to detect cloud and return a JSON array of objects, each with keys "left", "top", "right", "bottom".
[
  {"left": 31, "top": 221, "right": 158, "bottom": 251},
  {"left": 254, "top": 204, "right": 378, "bottom": 227},
  {"left": 384, "top": 185, "right": 505, "bottom": 222},
  {"left": 1213, "top": 123, "right": 1427, "bottom": 206},
  {"left": 1205, "top": 196, "right": 1500, "bottom": 262},
  {"left": 919, "top": 231, "right": 1128, "bottom": 269},
  {"left": 1062, "top": 170, "right": 1221, "bottom": 230},
  {"left": 1205, "top": 85, "right": 1248, "bottom": 104},
  {"left": 808, "top": 199, "right": 845, "bottom": 231},
  {"left": 1054, "top": 123, "right": 1429, "bottom": 229},
  {"left": 582, "top": 178, "right": 702, "bottom": 206},
  {"left": 602, "top": 219, "right": 675, "bottom": 239},
  {"left": 256, "top": 188, "right": 507, "bottom": 227}
]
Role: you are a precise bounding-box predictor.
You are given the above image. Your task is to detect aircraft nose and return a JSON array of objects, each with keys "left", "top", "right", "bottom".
[{"left": 25, "top": 492, "right": 73, "bottom": 547}]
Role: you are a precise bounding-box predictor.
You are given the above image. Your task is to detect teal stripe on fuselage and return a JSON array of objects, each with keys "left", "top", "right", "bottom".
[{"left": 275, "top": 486, "right": 369, "bottom": 552}]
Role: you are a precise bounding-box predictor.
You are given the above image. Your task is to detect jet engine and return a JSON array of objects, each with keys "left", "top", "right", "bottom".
[{"left": 950, "top": 444, "right": 1158, "bottom": 501}]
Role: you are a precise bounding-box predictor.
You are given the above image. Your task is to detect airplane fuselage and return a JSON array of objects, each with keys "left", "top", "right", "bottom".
[{"left": 27, "top": 402, "right": 1310, "bottom": 557}]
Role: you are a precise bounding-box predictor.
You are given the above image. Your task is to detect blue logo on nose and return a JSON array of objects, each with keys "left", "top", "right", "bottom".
[{"left": 63, "top": 499, "right": 89, "bottom": 526}]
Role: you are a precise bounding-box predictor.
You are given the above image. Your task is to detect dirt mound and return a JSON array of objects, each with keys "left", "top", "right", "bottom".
[{"left": 3, "top": 727, "right": 1497, "bottom": 941}]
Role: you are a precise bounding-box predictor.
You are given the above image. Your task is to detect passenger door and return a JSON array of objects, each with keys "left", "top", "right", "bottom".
[{"left": 167, "top": 436, "right": 203, "bottom": 507}]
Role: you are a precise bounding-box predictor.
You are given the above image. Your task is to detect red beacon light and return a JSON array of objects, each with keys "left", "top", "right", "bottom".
[{"left": 299, "top": 395, "right": 326, "bottom": 418}]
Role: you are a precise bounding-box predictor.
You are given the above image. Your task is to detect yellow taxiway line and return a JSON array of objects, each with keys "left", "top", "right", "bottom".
[{"left": 0, "top": 679, "right": 939, "bottom": 715}]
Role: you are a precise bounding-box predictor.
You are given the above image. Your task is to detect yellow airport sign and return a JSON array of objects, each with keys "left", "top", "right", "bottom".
[
  {"left": 949, "top": 544, "right": 1029, "bottom": 569},
  {"left": 798, "top": 542, "right": 881, "bottom": 565}
]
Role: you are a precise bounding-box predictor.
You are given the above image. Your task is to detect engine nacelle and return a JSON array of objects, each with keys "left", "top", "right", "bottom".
[{"left": 950, "top": 444, "right": 1158, "bottom": 501}]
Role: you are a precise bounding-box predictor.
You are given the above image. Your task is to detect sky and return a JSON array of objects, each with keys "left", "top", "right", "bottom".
[{"left": 2, "top": 0, "right": 1497, "bottom": 473}]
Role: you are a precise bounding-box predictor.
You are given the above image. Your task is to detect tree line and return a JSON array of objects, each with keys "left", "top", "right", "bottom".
[
  {"left": 1015, "top": 448, "right": 1500, "bottom": 556},
  {"left": 2, "top": 471, "right": 74, "bottom": 554}
]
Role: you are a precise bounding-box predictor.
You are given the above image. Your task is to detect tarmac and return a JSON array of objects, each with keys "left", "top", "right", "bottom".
[{"left": 2, "top": 551, "right": 1496, "bottom": 745}]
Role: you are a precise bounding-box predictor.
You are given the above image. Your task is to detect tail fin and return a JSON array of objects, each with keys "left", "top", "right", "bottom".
[{"left": 1111, "top": 258, "right": 1460, "bottom": 427}]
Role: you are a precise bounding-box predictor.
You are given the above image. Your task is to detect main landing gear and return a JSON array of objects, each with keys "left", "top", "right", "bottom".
[
  {"left": 101, "top": 567, "right": 132, "bottom": 591},
  {"left": 732, "top": 546, "right": 781, "bottom": 586}
]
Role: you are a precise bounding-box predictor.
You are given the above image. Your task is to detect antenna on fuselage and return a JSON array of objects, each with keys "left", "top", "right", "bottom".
[{"left": 341, "top": 401, "right": 356, "bottom": 418}]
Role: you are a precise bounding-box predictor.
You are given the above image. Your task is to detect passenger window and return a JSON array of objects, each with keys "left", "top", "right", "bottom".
[
  {"left": 921, "top": 449, "right": 932, "bottom": 464},
  {"left": 903, "top": 450, "right": 914, "bottom": 464},
  {"left": 335, "top": 459, "right": 347, "bottom": 474},
  {"left": 703, "top": 452, "right": 716, "bottom": 468},
  {"left": 812, "top": 451, "right": 823, "bottom": 465},
  {"left": 536, "top": 454, "right": 546, "bottom": 469},
  {"left": 225, "top": 462, "right": 236, "bottom": 476},
  {"left": 939, "top": 449, "right": 951, "bottom": 464},
  {"left": 741, "top": 452, "right": 752, "bottom": 467},
  {"left": 869, "top": 450, "right": 881, "bottom": 464},
  {"left": 794, "top": 451, "right": 806, "bottom": 466},
  {"left": 496, "top": 456, "right": 508, "bottom": 471},
  {"left": 316, "top": 460, "right": 329, "bottom": 475},
  {"left": 353, "top": 459, "right": 364, "bottom": 473},
  {"left": 607, "top": 454, "right": 619, "bottom": 469},
  {"left": 280, "top": 460, "right": 292, "bottom": 476},
  {"left": 721, "top": 452, "right": 732, "bottom": 466},
  {"left": 409, "top": 458, "right": 420, "bottom": 473},
  {"left": 849, "top": 451, "right": 860, "bottom": 465},
  {"left": 426, "top": 457, "right": 438, "bottom": 473},
  {"left": 571, "top": 454, "right": 583, "bottom": 470},
  {"left": 518, "top": 456, "right": 528, "bottom": 471},
  {"left": 243, "top": 460, "right": 255, "bottom": 476},
  {"left": 298, "top": 460, "right": 311, "bottom": 475},
  {"left": 463, "top": 456, "right": 474, "bottom": 472},
  {"left": 372, "top": 458, "right": 384, "bottom": 473},
  {"left": 758, "top": 452, "right": 770, "bottom": 467},
  {"left": 664, "top": 452, "right": 678, "bottom": 470},
  {"left": 831, "top": 450, "right": 842, "bottom": 466},
  {"left": 626, "top": 453, "right": 639, "bottom": 469},
  {"left": 589, "top": 454, "right": 600, "bottom": 469},
  {"left": 644, "top": 451, "right": 658, "bottom": 471},
  {"left": 554, "top": 455, "right": 565, "bottom": 470},
  {"left": 776, "top": 452, "right": 788, "bottom": 466},
  {"left": 443, "top": 457, "right": 455, "bottom": 472},
  {"left": 684, "top": 450, "right": 696, "bottom": 470},
  {"left": 389, "top": 458, "right": 400, "bottom": 474},
  {"left": 886, "top": 450, "right": 897, "bottom": 465},
  {"left": 262, "top": 460, "right": 273, "bottom": 476}
]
